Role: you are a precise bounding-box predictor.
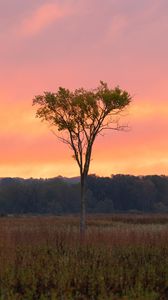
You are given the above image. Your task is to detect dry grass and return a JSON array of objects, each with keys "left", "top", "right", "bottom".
[{"left": 0, "top": 214, "right": 168, "bottom": 299}]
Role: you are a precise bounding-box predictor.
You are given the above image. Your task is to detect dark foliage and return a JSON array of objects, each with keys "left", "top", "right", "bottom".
[{"left": 0, "top": 175, "right": 168, "bottom": 214}]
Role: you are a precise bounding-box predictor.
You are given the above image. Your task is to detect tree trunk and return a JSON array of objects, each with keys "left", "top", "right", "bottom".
[{"left": 80, "top": 174, "right": 86, "bottom": 237}]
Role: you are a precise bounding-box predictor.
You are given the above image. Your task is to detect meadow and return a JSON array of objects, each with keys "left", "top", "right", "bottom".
[{"left": 0, "top": 214, "right": 168, "bottom": 299}]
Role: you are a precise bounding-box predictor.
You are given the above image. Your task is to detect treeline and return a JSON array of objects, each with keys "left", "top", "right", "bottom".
[{"left": 0, "top": 175, "right": 168, "bottom": 215}]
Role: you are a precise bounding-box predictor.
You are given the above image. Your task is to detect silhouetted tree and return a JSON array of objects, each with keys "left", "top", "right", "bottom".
[
  {"left": 1, "top": 175, "right": 168, "bottom": 215},
  {"left": 33, "top": 82, "right": 131, "bottom": 235}
]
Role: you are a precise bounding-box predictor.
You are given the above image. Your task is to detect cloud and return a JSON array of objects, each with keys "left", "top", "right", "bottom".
[
  {"left": 105, "top": 0, "right": 165, "bottom": 42},
  {"left": 130, "top": 101, "right": 168, "bottom": 121},
  {"left": 18, "top": 3, "right": 71, "bottom": 37},
  {"left": 108, "top": 14, "right": 128, "bottom": 39}
]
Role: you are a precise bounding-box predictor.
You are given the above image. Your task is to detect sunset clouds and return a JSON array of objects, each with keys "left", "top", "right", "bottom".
[
  {"left": 0, "top": 0, "right": 168, "bottom": 177},
  {"left": 18, "top": 3, "right": 73, "bottom": 37}
]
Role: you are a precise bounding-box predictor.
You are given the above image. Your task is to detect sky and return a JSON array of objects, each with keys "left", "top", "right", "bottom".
[{"left": 0, "top": 0, "right": 168, "bottom": 178}]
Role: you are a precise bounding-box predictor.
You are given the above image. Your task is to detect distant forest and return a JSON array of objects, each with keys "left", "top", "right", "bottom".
[{"left": 0, "top": 175, "right": 168, "bottom": 215}]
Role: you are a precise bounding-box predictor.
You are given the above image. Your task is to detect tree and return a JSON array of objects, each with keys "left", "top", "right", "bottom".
[{"left": 33, "top": 81, "right": 131, "bottom": 235}]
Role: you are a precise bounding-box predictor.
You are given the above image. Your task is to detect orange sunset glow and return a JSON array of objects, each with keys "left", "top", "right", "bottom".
[{"left": 1, "top": 0, "right": 168, "bottom": 178}]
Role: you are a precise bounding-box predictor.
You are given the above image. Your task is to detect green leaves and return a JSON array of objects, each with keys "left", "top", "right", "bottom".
[
  {"left": 33, "top": 81, "right": 131, "bottom": 174},
  {"left": 96, "top": 82, "right": 131, "bottom": 111},
  {"left": 33, "top": 81, "right": 131, "bottom": 133}
]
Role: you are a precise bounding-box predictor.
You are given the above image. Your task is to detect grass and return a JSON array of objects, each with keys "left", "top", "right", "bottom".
[{"left": 0, "top": 214, "right": 168, "bottom": 299}]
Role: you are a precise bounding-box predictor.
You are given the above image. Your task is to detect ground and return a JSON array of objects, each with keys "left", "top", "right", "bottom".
[{"left": 0, "top": 214, "right": 168, "bottom": 299}]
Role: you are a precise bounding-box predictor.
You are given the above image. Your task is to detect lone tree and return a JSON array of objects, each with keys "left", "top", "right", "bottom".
[{"left": 33, "top": 81, "right": 131, "bottom": 235}]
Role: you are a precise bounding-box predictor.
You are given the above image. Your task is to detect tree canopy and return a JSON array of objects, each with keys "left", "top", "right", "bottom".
[
  {"left": 33, "top": 81, "right": 131, "bottom": 177},
  {"left": 1, "top": 175, "right": 168, "bottom": 215},
  {"left": 33, "top": 81, "right": 131, "bottom": 234}
]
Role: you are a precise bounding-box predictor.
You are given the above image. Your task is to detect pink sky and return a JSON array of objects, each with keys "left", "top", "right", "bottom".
[{"left": 0, "top": 0, "right": 168, "bottom": 178}]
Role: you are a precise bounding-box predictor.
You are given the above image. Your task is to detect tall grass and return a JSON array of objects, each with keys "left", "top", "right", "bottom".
[{"left": 0, "top": 214, "right": 168, "bottom": 299}]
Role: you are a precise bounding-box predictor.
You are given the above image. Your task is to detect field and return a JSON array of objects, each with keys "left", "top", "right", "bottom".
[{"left": 1, "top": 214, "right": 168, "bottom": 299}]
